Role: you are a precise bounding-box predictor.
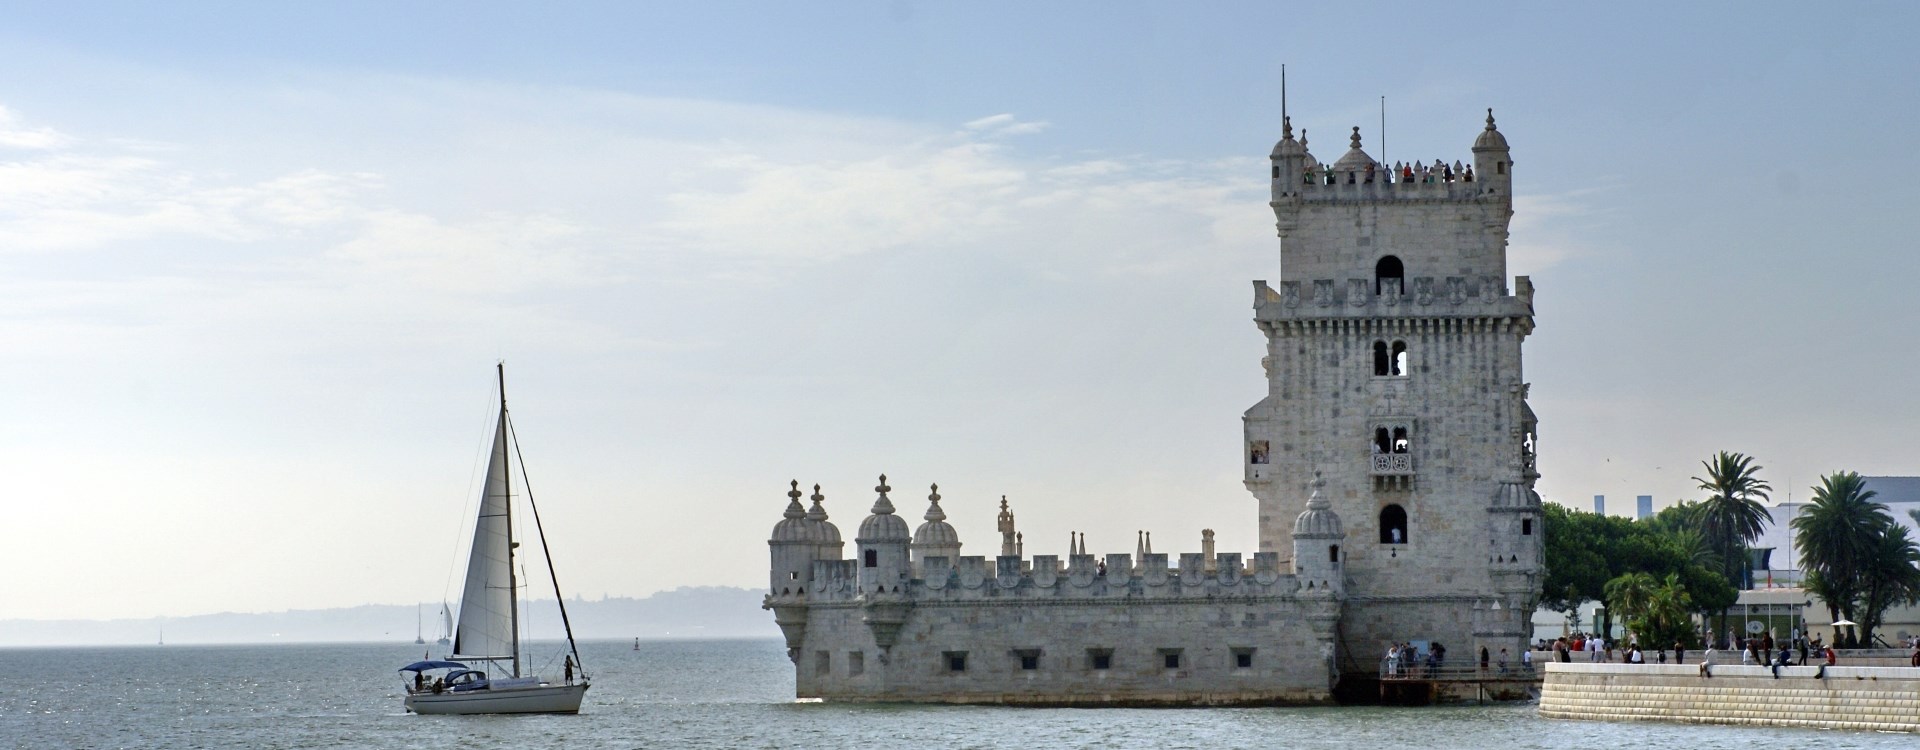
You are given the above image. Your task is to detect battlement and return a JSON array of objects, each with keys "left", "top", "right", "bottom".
[
  {"left": 1273, "top": 162, "right": 1505, "bottom": 203},
  {"left": 1252, "top": 275, "right": 1535, "bottom": 322},
  {"left": 789, "top": 550, "right": 1331, "bottom": 606}
]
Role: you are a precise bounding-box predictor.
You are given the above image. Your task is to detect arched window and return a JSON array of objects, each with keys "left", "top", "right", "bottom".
[
  {"left": 1379, "top": 504, "right": 1409, "bottom": 544},
  {"left": 1392, "top": 427, "right": 1410, "bottom": 454},
  {"left": 1391, "top": 340, "right": 1408, "bottom": 376},
  {"left": 1372, "top": 341, "right": 1390, "bottom": 376},
  {"left": 1374, "top": 255, "right": 1405, "bottom": 295},
  {"left": 863, "top": 549, "right": 878, "bottom": 568},
  {"left": 1374, "top": 428, "right": 1391, "bottom": 454}
]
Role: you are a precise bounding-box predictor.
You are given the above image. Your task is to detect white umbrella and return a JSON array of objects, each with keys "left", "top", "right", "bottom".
[{"left": 1832, "top": 619, "right": 1858, "bottom": 627}]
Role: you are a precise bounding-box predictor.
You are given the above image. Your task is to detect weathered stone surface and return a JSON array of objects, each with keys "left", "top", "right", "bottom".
[{"left": 763, "top": 111, "right": 1543, "bottom": 704}]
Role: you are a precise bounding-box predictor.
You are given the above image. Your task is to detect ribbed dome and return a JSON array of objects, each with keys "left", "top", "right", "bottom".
[
  {"left": 805, "top": 485, "right": 842, "bottom": 545},
  {"left": 1330, "top": 126, "right": 1375, "bottom": 171},
  {"left": 770, "top": 481, "right": 814, "bottom": 543},
  {"left": 857, "top": 475, "right": 911, "bottom": 541},
  {"left": 912, "top": 484, "right": 961, "bottom": 546},
  {"left": 1270, "top": 117, "right": 1305, "bottom": 158},
  {"left": 1292, "top": 480, "right": 1345, "bottom": 539},
  {"left": 1473, "top": 108, "right": 1509, "bottom": 151}
]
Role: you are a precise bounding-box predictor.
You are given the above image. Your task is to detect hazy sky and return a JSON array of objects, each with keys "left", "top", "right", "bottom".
[{"left": 5, "top": 2, "right": 1917, "bottom": 620}]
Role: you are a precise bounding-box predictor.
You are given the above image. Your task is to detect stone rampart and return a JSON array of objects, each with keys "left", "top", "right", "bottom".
[{"left": 1539, "top": 662, "right": 1920, "bottom": 733}]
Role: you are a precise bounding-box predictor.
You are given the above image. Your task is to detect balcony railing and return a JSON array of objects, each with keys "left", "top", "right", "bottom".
[{"left": 1371, "top": 453, "right": 1414, "bottom": 475}]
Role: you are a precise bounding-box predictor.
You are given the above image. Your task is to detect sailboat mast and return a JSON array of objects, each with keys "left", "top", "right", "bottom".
[{"left": 500, "top": 362, "right": 521, "bottom": 679}]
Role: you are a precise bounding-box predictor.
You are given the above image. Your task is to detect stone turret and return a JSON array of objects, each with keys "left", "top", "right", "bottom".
[
  {"left": 996, "top": 496, "right": 1019, "bottom": 557},
  {"left": 765, "top": 480, "right": 817, "bottom": 662},
  {"left": 911, "top": 483, "right": 961, "bottom": 574},
  {"left": 1290, "top": 475, "right": 1345, "bottom": 596},
  {"left": 855, "top": 474, "right": 912, "bottom": 658},
  {"left": 1471, "top": 108, "right": 1513, "bottom": 195},
  {"left": 768, "top": 480, "right": 816, "bottom": 596}
]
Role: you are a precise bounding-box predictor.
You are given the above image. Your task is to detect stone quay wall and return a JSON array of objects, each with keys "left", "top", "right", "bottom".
[{"left": 1539, "top": 662, "right": 1920, "bottom": 733}]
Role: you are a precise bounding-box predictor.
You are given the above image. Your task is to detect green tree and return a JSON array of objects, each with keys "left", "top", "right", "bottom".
[
  {"left": 1792, "top": 472, "right": 1884, "bottom": 640},
  {"left": 1542, "top": 501, "right": 1733, "bottom": 647},
  {"left": 1691, "top": 451, "right": 1771, "bottom": 632},
  {"left": 1856, "top": 523, "right": 1920, "bottom": 646}
]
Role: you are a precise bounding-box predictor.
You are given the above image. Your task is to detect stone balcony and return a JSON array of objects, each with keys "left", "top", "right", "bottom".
[{"left": 1371, "top": 453, "right": 1413, "bottom": 475}]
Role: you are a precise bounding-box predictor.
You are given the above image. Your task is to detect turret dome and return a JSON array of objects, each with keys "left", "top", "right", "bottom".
[
  {"left": 857, "top": 474, "right": 911, "bottom": 541},
  {"left": 1292, "top": 478, "right": 1345, "bottom": 539},
  {"left": 1270, "top": 117, "right": 1306, "bottom": 158},
  {"left": 770, "top": 480, "right": 814, "bottom": 543},
  {"left": 912, "top": 483, "right": 960, "bottom": 547},
  {"left": 1330, "top": 126, "right": 1376, "bottom": 172},
  {"left": 1472, "top": 108, "right": 1509, "bottom": 151},
  {"left": 805, "top": 484, "right": 841, "bottom": 544}
]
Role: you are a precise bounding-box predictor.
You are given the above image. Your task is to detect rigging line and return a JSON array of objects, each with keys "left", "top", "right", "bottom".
[{"left": 506, "top": 412, "right": 589, "bottom": 681}]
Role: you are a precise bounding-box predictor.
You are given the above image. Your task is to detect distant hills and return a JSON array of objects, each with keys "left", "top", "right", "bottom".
[{"left": 0, "top": 586, "right": 774, "bottom": 647}]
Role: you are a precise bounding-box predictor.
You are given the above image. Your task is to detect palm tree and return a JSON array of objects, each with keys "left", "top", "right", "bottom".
[
  {"left": 1643, "top": 573, "right": 1695, "bottom": 646},
  {"left": 1856, "top": 522, "right": 1920, "bottom": 646},
  {"left": 1603, "top": 572, "right": 1657, "bottom": 643},
  {"left": 1792, "top": 472, "right": 1885, "bottom": 642},
  {"left": 1691, "top": 451, "right": 1771, "bottom": 632}
]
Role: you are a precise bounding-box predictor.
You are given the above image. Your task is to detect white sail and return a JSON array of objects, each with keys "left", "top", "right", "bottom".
[{"left": 452, "top": 409, "right": 516, "bottom": 665}]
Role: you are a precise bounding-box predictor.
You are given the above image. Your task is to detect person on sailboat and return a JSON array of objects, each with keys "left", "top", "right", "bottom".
[{"left": 564, "top": 655, "right": 574, "bottom": 685}]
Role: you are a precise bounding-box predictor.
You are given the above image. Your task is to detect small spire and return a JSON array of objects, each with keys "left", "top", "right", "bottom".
[
  {"left": 1300, "top": 128, "right": 1308, "bottom": 150},
  {"left": 1485, "top": 107, "right": 1498, "bottom": 132},
  {"left": 1145, "top": 531, "right": 1153, "bottom": 555},
  {"left": 807, "top": 483, "right": 829, "bottom": 521},
  {"left": 1282, "top": 115, "right": 1294, "bottom": 140},
  {"left": 923, "top": 483, "right": 946, "bottom": 522},
  {"left": 870, "top": 474, "right": 896, "bottom": 515},
  {"left": 1349, "top": 126, "right": 1362, "bottom": 150},
  {"left": 1306, "top": 471, "right": 1330, "bottom": 510},
  {"left": 782, "top": 480, "right": 805, "bottom": 519}
]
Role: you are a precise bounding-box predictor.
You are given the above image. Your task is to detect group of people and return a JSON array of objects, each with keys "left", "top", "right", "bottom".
[
  {"left": 1300, "top": 159, "right": 1476, "bottom": 186},
  {"left": 1381, "top": 641, "right": 1448, "bottom": 677}
]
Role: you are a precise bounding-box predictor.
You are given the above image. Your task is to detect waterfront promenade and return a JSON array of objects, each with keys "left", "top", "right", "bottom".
[{"left": 1540, "top": 661, "right": 1920, "bottom": 733}]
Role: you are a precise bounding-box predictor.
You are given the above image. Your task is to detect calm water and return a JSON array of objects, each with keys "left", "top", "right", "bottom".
[{"left": 0, "top": 638, "right": 1911, "bottom": 749}]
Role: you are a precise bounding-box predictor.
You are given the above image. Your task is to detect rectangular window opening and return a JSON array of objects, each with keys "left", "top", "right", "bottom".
[
  {"left": 1522, "top": 518, "right": 1534, "bottom": 536},
  {"left": 1234, "top": 648, "right": 1255, "bottom": 669},
  {"left": 1160, "top": 649, "right": 1184, "bottom": 670},
  {"left": 943, "top": 651, "right": 968, "bottom": 672},
  {"left": 1015, "top": 649, "right": 1041, "bottom": 671},
  {"left": 1088, "top": 648, "right": 1113, "bottom": 671}
]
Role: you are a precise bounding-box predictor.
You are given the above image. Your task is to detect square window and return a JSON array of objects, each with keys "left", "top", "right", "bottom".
[
  {"left": 944, "top": 651, "right": 968, "bottom": 672},
  {"left": 1234, "top": 649, "right": 1255, "bottom": 669},
  {"left": 1018, "top": 650, "right": 1040, "bottom": 670},
  {"left": 1160, "top": 649, "right": 1183, "bottom": 670},
  {"left": 1088, "top": 648, "right": 1113, "bottom": 670}
]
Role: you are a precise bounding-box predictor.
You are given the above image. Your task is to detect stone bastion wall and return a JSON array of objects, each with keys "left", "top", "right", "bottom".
[{"left": 1539, "top": 662, "right": 1920, "bottom": 733}]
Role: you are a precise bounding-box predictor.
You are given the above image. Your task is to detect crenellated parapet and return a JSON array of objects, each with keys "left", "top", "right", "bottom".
[
  {"left": 799, "top": 550, "right": 1324, "bottom": 606},
  {"left": 1252, "top": 276, "right": 1534, "bottom": 327}
]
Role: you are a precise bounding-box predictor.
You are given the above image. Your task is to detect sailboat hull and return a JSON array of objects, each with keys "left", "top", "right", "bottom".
[{"left": 405, "top": 682, "right": 588, "bottom": 715}]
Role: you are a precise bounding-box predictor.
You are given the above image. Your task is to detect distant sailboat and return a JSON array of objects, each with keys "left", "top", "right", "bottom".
[
  {"left": 415, "top": 604, "right": 426, "bottom": 645},
  {"left": 400, "top": 365, "right": 589, "bottom": 715},
  {"left": 157, "top": 623, "right": 164, "bottom": 646},
  {"left": 436, "top": 602, "right": 452, "bottom": 646}
]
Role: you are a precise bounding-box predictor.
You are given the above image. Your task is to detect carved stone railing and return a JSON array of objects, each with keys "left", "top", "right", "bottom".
[{"left": 1371, "top": 453, "right": 1414, "bottom": 475}]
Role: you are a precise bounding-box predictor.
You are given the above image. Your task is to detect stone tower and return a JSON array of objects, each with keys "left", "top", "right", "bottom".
[{"left": 1245, "top": 109, "right": 1543, "bottom": 672}]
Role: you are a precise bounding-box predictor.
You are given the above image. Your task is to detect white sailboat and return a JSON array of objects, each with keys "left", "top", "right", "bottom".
[
  {"left": 415, "top": 604, "right": 426, "bottom": 645},
  {"left": 436, "top": 602, "right": 452, "bottom": 646},
  {"left": 401, "top": 365, "right": 589, "bottom": 715}
]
